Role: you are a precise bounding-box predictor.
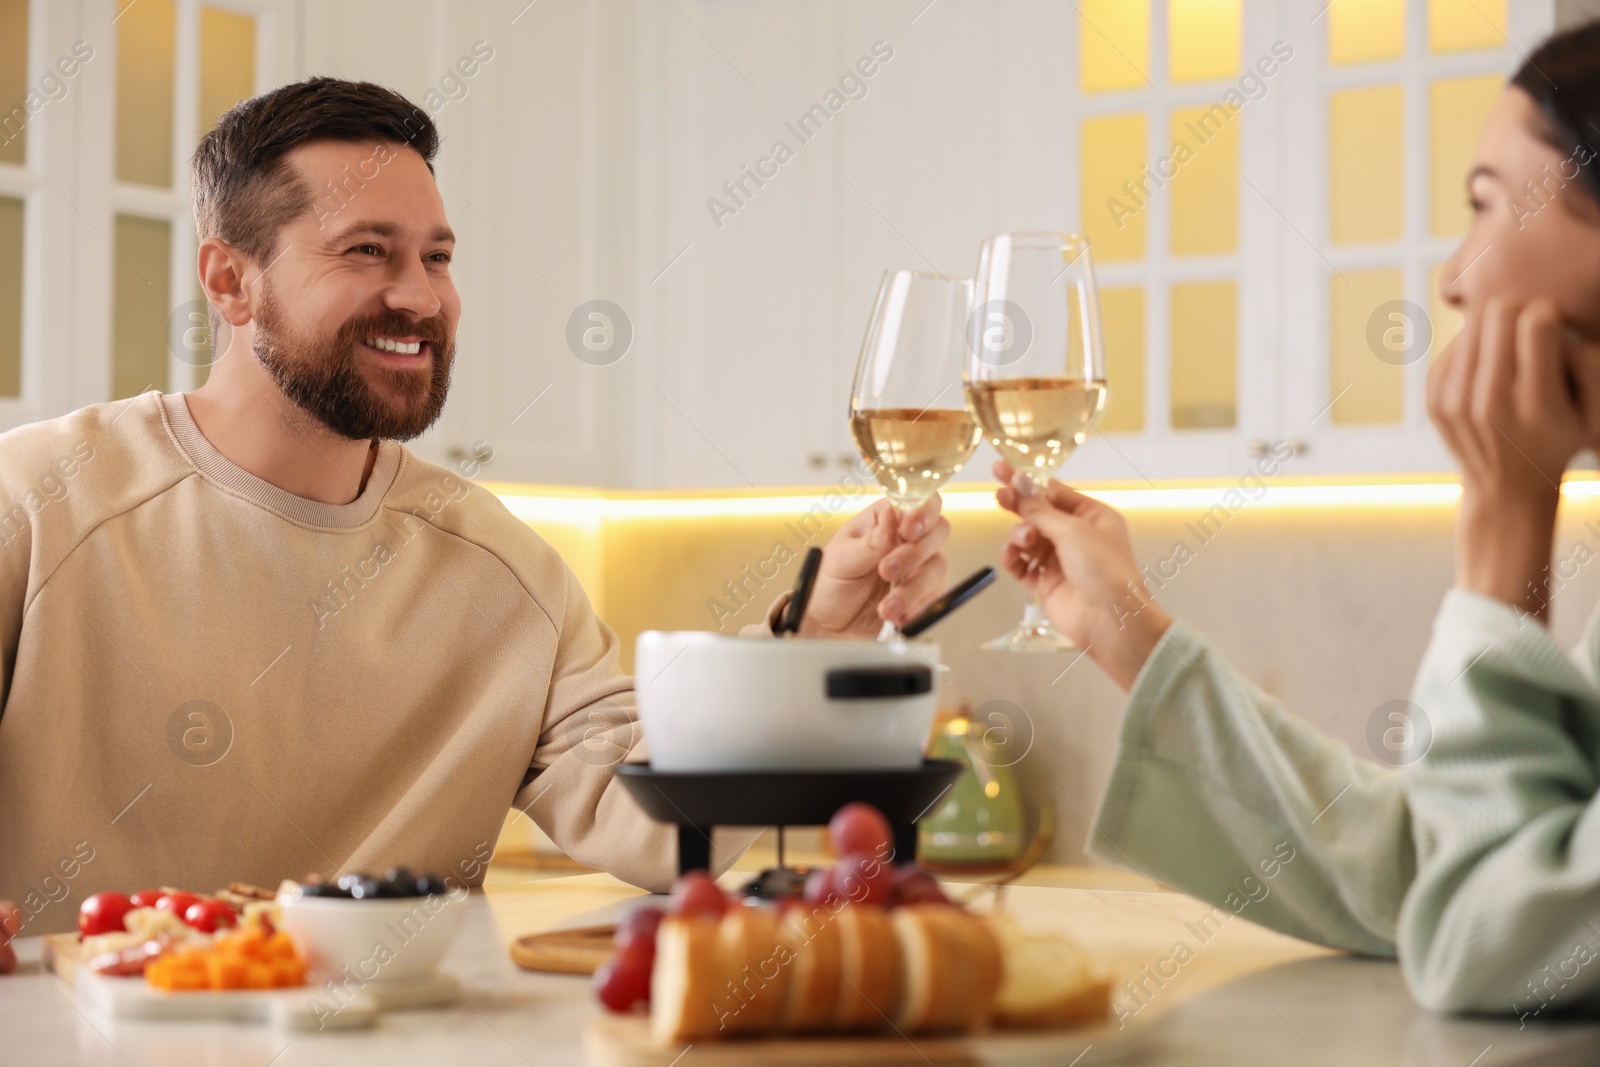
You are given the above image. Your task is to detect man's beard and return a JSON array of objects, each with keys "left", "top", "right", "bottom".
[{"left": 250, "top": 285, "right": 454, "bottom": 442}]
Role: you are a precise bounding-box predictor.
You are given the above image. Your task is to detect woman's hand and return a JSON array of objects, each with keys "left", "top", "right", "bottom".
[
  {"left": 1426, "top": 297, "right": 1600, "bottom": 618},
  {"left": 993, "top": 460, "right": 1171, "bottom": 690},
  {"left": 801, "top": 494, "right": 951, "bottom": 636}
]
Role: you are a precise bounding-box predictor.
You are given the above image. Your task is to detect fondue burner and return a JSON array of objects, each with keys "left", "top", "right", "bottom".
[{"left": 616, "top": 759, "right": 965, "bottom": 898}]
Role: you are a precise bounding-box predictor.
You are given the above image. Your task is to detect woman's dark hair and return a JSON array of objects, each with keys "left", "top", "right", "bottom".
[
  {"left": 190, "top": 76, "right": 438, "bottom": 267},
  {"left": 1512, "top": 21, "right": 1600, "bottom": 204}
]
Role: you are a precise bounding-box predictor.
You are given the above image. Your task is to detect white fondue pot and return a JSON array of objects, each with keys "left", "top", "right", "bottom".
[{"left": 635, "top": 630, "right": 941, "bottom": 772}]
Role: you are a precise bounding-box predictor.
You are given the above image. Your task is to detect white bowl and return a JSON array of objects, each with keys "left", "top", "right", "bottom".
[
  {"left": 636, "top": 630, "right": 940, "bottom": 772},
  {"left": 276, "top": 891, "right": 466, "bottom": 982}
]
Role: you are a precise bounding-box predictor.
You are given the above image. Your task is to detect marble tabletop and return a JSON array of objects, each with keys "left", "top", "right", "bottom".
[{"left": 5, "top": 865, "right": 1598, "bottom": 1066}]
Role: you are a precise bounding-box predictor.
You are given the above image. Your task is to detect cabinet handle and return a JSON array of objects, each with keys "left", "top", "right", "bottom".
[
  {"left": 808, "top": 453, "right": 827, "bottom": 469},
  {"left": 1247, "top": 439, "right": 1310, "bottom": 459},
  {"left": 838, "top": 454, "right": 858, "bottom": 468}
]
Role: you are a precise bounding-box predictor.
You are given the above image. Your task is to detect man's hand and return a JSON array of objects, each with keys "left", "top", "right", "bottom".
[
  {"left": 0, "top": 899, "right": 21, "bottom": 974},
  {"left": 799, "top": 494, "right": 950, "bottom": 636},
  {"left": 993, "top": 460, "right": 1170, "bottom": 690},
  {"left": 1426, "top": 298, "right": 1600, "bottom": 619}
]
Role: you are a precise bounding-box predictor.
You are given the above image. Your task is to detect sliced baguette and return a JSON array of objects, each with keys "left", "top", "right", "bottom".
[
  {"left": 649, "top": 915, "right": 723, "bottom": 1045},
  {"left": 891, "top": 904, "right": 1002, "bottom": 1033},
  {"left": 988, "top": 913, "right": 1112, "bottom": 1029},
  {"left": 713, "top": 905, "right": 790, "bottom": 1035},
  {"left": 831, "top": 904, "right": 902, "bottom": 1031},
  {"left": 778, "top": 904, "right": 843, "bottom": 1033}
]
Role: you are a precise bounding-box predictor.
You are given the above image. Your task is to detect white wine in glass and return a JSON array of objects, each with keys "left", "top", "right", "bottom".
[
  {"left": 850, "top": 270, "right": 981, "bottom": 638},
  {"left": 965, "top": 234, "right": 1107, "bottom": 653},
  {"left": 850, "top": 271, "right": 981, "bottom": 514}
]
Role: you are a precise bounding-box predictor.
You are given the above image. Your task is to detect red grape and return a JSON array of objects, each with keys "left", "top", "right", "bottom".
[
  {"left": 835, "top": 852, "right": 893, "bottom": 906},
  {"left": 593, "top": 956, "right": 651, "bottom": 1013},
  {"left": 802, "top": 866, "right": 842, "bottom": 907},
  {"left": 614, "top": 906, "right": 665, "bottom": 950},
  {"left": 129, "top": 888, "right": 163, "bottom": 909},
  {"left": 829, "top": 803, "right": 893, "bottom": 859},
  {"left": 890, "top": 866, "right": 951, "bottom": 906},
  {"left": 669, "top": 872, "right": 728, "bottom": 918}
]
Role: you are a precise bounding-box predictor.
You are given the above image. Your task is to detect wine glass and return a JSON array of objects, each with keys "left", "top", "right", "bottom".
[
  {"left": 965, "top": 233, "right": 1107, "bottom": 653},
  {"left": 850, "top": 270, "right": 982, "bottom": 638}
]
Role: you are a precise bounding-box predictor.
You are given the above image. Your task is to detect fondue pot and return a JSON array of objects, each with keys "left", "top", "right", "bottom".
[{"left": 635, "top": 630, "right": 941, "bottom": 773}]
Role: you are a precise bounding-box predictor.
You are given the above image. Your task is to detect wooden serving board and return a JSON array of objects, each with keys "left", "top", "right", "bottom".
[
  {"left": 510, "top": 923, "right": 616, "bottom": 976},
  {"left": 583, "top": 1011, "right": 1148, "bottom": 1066}
]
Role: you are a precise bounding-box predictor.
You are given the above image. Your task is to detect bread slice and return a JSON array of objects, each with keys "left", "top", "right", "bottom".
[
  {"left": 650, "top": 915, "right": 723, "bottom": 1045},
  {"left": 778, "top": 904, "right": 843, "bottom": 1032},
  {"left": 831, "top": 904, "right": 901, "bottom": 1031},
  {"left": 988, "top": 913, "right": 1111, "bottom": 1029},
  {"left": 713, "top": 906, "right": 789, "bottom": 1035},
  {"left": 891, "top": 904, "right": 1002, "bottom": 1033}
]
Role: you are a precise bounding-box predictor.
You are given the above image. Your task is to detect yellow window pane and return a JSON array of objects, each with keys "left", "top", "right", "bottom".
[
  {"left": 1331, "top": 270, "right": 1405, "bottom": 425},
  {"left": 1080, "top": 0, "right": 1149, "bottom": 93},
  {"left": 1430, "top": 0, "right": 1506, "bottom": 54},
  {"left": 1099, "top": 287, "right": 1145, "bottom": 433},
  {"left": 0, "top": 0, "right": 28, "bottom": 165},
  {"left": 1431, "top": 75, "right": 1502, "bottom": 237},
  {"left": 199, "top": 8, "right": 256, "bottom": 138},
  {"left": 1329, "top": 0, "right": 1405, "bottom": 65},
  {"left": 0, "top": 197, "right": 22, "bottom": 397},
  {"left": 113, "top": 215, "right": 171, "bottom": 398},
  {"left": 1082, "top": 114, "right": 1147, "bottom": 263},
  {"left": 1170, "top": 104, "right": 1239, "bottom": 256},
  {"left": 1330, "top": 85, "right": 1404, "bottom": 245},
  {"left": 1169, "top": 0, "right": 1240, "bottom": 83},
  {"left": 1430, "top": 262, "right": 1463, "bottom": 361},
  {"left": 1170, "top": 280, "right": 1236, "bottom": 429},
  {"left": 116, "top": 0, "right": 177, "bottom": 187}
]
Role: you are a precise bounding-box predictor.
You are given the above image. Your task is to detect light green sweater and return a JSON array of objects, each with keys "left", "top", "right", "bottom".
[{"left": 1090, "top": 590, "right": 1600, "bottom": 1016}]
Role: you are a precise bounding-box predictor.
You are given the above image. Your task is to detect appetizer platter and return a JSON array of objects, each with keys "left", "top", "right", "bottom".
[
  {"left": 563, "top": 804, "right": 1144, "bottom": 1066},
  {"left": 46, "top": 869, "right": 466, "bottom": 1031}
]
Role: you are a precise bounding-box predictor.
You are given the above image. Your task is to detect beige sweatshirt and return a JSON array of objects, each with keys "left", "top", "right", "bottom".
[{"left": 0, "top": 392, "right": 766, "bottom": 934}]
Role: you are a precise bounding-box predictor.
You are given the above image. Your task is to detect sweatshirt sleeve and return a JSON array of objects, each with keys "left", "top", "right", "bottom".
[
  {"left": 514, "top": 564, "right": 755, "bottom": 892},
  {"left": 1090, "top": 619, "right": 1412, "bottom": 956},
  {"left": 1398, "top": 589, "right": 1600, "bottom": 1015}
]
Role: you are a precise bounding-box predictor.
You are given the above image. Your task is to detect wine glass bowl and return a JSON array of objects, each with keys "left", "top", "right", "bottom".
[
  {"left": 849, "top": 271, "right": 982, "bottom": 515},
  {"left": 964, "top": 233, "right": 1107, "bottom": 653}
]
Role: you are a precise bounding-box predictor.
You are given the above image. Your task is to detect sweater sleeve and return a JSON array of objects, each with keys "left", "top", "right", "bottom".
[
  {"left": 1398, "top": 589, "right": 1600, "bottom": 1015},
  {"left": 1090, "top": 619, "right": 1412, "bottom": 956},
  {"left": 515, "top": 564, "right": 756, "bottom": 892}
]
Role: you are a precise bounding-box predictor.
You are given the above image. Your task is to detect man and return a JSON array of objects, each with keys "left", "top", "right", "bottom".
[{"left": 0, "top": 77, "right": 951, "bottom": 945}]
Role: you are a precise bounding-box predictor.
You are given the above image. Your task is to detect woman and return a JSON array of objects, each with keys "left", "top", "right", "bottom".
[{"left": 998, "top": 21, "right": 1600, "bottom": 1015}]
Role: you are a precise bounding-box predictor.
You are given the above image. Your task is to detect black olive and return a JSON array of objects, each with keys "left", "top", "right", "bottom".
[
  {"left": 414, "top": 874, "right": 448, "bottom": 897},
  {"left": 383, "top": 867, "right": 420, "bottom": 897},
  {"left": 347, "top": 875, "right": 386, "bottom": 900},
  {"left": 298, "top": 882, "right": 349, "bottom": 898},
  {"left": 335, "top": 873, "right": 365, "bottom": 895}
]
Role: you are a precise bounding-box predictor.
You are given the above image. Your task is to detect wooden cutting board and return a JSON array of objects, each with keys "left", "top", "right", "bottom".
[
  {"left": 509, "top": 924, "right": 616, "bottom": 976},
  {"left": 583, "top": 1010, "right": 1147, "bottom": 1066},
  {"left": 41, "top": 933, "right": 85, "bottom": 986}
]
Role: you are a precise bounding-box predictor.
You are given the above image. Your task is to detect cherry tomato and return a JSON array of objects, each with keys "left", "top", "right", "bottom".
[
  {"left": 614, "top": 906, "right": 664, "bottom": 951},
  {"left": 78, "top": 892, "right": 135, "bottom": 937},
  {"left": 183, "top": 899, "right": 237, "bottom": 934},
  {"left": 155, "top": 892, "right": 203, "bottom": 919},
  {"left": 829, "top": 803, "right": 893, "bottom": 860},
  {"left": 129, "top": 888, "right": 163, "bottom": 909},
  {"left": 835, "top": 852, "right": 893, "bottom": 906},
  {"left": 668, "top": 872, "right": 728, "bottom": 918},
  {"left": 2, "top": 899, "right": 24, "bottom": 973},
  {"left": 891, "top": 866, "right": 951, "bottom": 907}
]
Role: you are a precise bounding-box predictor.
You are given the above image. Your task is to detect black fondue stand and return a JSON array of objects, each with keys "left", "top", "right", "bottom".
[
  {"left": 616, "top": 555, "right": 990, "bottom": 895},
  {"left": 617, "top": 665, "right": 964, "bottom": 896}
]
